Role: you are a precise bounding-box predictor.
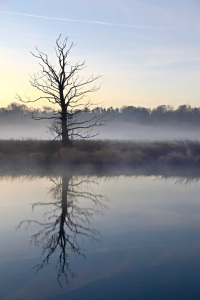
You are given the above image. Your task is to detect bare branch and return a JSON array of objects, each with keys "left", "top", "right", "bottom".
[{"left": 17, "top": 35, "right": 105, "bottom": 146}]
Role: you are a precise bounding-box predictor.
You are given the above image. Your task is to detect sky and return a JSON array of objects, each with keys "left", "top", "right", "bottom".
[{"left": 0, "top": 0, "right": 200, "bottom": 109}]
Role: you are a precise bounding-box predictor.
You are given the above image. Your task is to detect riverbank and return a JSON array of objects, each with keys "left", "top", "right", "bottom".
[{"left": 0, "top": 140, "right": 200, "bottom": 172}]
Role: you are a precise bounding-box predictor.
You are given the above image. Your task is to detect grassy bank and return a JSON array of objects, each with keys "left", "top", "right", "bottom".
[{"left": 0, "top": 139, "right": 200, "bottom": 168}]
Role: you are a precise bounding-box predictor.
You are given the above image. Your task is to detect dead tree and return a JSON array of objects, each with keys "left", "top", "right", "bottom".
[{"left": 17, "top": 35, "right": 104, "bottom": 146}]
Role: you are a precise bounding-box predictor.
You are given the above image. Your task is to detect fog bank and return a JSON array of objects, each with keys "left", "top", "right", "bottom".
[{"left": 1, "top": 121, "right": 200, "bottom": 141}]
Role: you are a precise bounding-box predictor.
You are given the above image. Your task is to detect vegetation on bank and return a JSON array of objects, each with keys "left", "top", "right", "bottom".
[{"left": 0, "top": 139, "right": 200, "bottom": 168}]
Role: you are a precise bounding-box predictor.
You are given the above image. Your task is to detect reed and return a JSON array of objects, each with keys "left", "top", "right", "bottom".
[{"left": 0, "top": 139, "right": 199, "bottom": 167}]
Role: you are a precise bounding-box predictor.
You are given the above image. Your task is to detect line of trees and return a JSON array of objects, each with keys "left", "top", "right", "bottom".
[{"left": 2, "top": 102, "right": 200, "bottom": 127}]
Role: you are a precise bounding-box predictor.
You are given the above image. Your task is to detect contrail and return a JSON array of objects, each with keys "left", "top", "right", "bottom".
[{"left": 0, "top": 10, "right": 169, "bottom": 29}]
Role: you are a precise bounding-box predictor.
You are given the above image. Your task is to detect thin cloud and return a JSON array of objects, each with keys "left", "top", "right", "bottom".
[{"left": 0, "top": 10, "right": 169, "bottom": 30}]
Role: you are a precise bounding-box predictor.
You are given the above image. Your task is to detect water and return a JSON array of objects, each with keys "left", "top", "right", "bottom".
[{"left": 1, "top": 171, "right": 200, "bottom": 299}]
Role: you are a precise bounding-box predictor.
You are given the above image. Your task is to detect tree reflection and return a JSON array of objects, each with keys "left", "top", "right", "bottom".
[{"left": 18, "top": 172, "right": 107, "bottom": 286}]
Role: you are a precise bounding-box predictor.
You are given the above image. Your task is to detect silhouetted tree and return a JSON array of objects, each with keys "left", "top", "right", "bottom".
[{"left": 17, "top": 35, "right": 104, "bottom": 146}]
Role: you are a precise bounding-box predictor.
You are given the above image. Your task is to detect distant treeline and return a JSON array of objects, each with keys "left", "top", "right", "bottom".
[{"left": 1, "top": 102, "right": 200, "bottom": 127}]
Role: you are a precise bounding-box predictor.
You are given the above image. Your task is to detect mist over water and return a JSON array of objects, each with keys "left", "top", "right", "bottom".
[
  {"left": 0, "top": 123, "right": 51, "bottom": 140},
  {"left": 97, "top": 122, "right": 200, "bottom": 141},
  {"left": 1, "top": 103, "right": 200, "bottom": 140},
  {"left": 1, "top": 121, "right": 200, "bottom": 141}
]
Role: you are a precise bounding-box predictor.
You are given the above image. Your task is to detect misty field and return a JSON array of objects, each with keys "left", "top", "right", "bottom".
[{"left": 0, "top": 140, "right": 200, "bottom": 170}]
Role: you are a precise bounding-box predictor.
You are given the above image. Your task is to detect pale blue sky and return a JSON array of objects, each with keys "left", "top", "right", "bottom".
[{"left": 0, "top": 0, "right": 200, "bottom": 108}]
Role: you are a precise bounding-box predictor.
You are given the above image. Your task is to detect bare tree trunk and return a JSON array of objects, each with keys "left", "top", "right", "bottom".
[
  {"left": 61, "top": 104, "right": 71, "bottom": 147},
  {"left": 61, "top": 119, "right": 71, "bottom": 147}
]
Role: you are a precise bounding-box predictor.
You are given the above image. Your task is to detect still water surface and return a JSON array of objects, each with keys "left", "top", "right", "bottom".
[{"left": 1, "top": 172, "right": 200, "bottom": 299}]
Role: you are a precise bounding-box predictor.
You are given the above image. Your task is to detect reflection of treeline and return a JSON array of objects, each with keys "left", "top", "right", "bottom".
[{"left": 2, "top": 102, "right": 200, "bottom": 126}]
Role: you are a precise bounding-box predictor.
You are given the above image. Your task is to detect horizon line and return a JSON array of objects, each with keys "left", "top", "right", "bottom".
[{"left": 0, "top": 10, "right": 170, "bottom": 30}]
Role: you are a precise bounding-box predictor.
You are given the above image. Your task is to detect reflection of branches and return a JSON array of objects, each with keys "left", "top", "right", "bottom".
[{"left": 18, "top": 173, "right": 107, "bottom": 286}]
